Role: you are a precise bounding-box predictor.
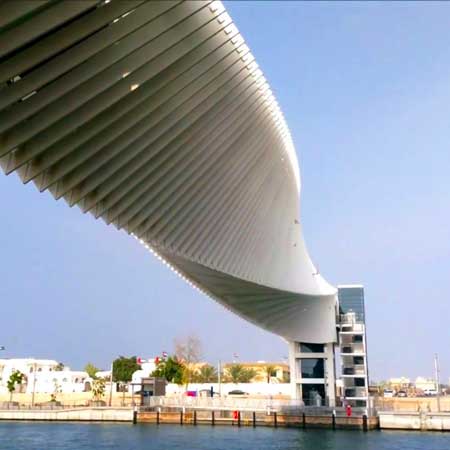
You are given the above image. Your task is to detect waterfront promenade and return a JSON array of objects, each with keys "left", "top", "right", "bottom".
[
  {"left": 0, "top": 407, "right": 132, "bottom": 422},
  {"left": 2, "top": 397, "right": 450, "bottom": 431}
]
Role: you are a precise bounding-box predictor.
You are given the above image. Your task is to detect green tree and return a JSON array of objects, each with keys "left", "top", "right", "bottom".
[
  {"left": 7, "top": 370, "right": 25, "bottom": 402},
  {"left": 92, "top": 378, "right": 106, "bottom": 402},
  {"left": 113, "top": 356, "right": 140, "bottom": 404},
  {"left": 152, "top": 356, "right": 185, "bottom": 385},
  {"left": 192, "top": 364, "right": 217, "bottom": 383},
  {"left": 84, "top": 363, "right": 100, "bottom": 379},
  {"left": 112, "top": 356, "right": 140, "bottom": 384},
  {"left": 225, "top": 364, "right": 257, "bottom": 383}
]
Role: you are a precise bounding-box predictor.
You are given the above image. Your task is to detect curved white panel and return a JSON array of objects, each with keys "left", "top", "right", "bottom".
[{"left": 0, "top": 0, "right": 336, "bottom": 342}]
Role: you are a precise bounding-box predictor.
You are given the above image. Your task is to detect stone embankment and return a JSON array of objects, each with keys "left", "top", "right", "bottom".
[
  {"left": 2, "top": 401, "right": 450, "bottom": 431},
  {"left": 137, "top": 410, "right": 378, "bottom": 430},
  {"left": 0, "top": 407, "right": 133, "bottom": 422},
  {"left": 378, "top": 411, "right": 450, "bottom": 431}
]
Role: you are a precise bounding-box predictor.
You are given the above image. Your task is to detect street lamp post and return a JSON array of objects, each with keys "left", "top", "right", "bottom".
[
  {"left": 31, "top": 361, "right": 37, "bottom": 407},
  {"left": 217, "top": 360, "right": 221, "bottom": 397},
  {"left": 108, "top": 362, "right": 114, "bottom": 407},
  {"left": 434, "top": 353, "right": 441, "bottom": 413}
]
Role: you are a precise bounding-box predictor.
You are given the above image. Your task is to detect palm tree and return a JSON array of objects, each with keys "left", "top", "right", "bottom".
[
  {"left": 225, "top": 364, "right": 256, "bottom": 383},
  {"left": 264, "top": 365, "right": 276, "bottom": 384},
  {"left": 194, "top": 365, "right": 217, "bottom": 383}
]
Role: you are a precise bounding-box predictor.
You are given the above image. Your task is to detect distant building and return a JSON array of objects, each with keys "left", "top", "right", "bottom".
[
  {"left": 222, "top": 361, "right": 289, "bottom": 383},
  {"left": 131, "top": 360, "right": 158, "bottom": 385},
  {"left": 337, "top": 285, "right": 370, "bottom": 408},
  {"left": 414, "top": 377, "right": 436, "bottom": 392},
  {"left": 388, "top": 377, "right": 411, "bottom": 391},
  {"left": 0, "top": 358, "right": 88, "bottom": 394}
]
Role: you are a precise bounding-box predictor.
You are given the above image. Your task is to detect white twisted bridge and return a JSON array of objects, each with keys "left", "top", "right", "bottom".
[{"left": 0, "top": 1, "right": 336, "bottom": 344}]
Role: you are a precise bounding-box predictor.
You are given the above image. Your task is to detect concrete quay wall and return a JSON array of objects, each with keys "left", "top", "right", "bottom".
[
  {"left": 375, "top": 397, "right": 450, "bottom": 413},
  {"left": 0, "top": 407, "right": 133, "bottom": 422},
  {"left": 138, "top": 411, "right": 379, "bottom": 430},
  {"left": 379, "top": 411, "right": 450, "bottom": 431}
]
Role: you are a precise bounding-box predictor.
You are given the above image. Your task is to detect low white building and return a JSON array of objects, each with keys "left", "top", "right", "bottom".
[
  {"left": 0, "top": 358, "right": 88, "bottom": 394},
  {"left": 388, "top": 377, "right": 411, "bottom": 389},
  {"left": 93, "top": 360, "right": 157, "bottom": 394},
  {"left": 415, "top": 377, "right": 437, "bottom": 392},
  {"left": 131, "top": 360, "right": 157, "bottom": 386},
  {"left": 31, "top": 370, "right": 89, "bottom": 394}
]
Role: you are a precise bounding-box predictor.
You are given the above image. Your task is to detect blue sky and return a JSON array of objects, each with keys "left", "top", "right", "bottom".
[{"left": 1, "top": 2, "right": 449, "bottom": 382}]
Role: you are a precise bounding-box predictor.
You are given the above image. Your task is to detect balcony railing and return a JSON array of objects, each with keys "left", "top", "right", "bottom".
[
  {"left": 344, "top": 387, "right": 367, "bottom": 398},
  {"left": 340, "top": 343, "right": 365, "bottom": 354},
  {"left": 342, "top": 367, "right": 366, "bottom": 376}
]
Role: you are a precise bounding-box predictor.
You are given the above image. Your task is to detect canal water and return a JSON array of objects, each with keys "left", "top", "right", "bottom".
[{"left": 0, "top": 422, "right": 448, "bottom": 450}]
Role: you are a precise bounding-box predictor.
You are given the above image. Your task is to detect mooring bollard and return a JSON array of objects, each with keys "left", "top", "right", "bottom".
[
  {"left": 252, "top": 411, "right": 256, "bottom": 427},
  {"left": 363, "top": 414, "right": 368, "bottom": 432},
  {"left": 332, "top": 411, "right": 336, "bottom": 430},
  {"left": 237, "top": 411, "right": 241, "bottom": 427},
  {"left": 156, "top": 410, "right": 160, "bottom": 425},
  {"left": 193, "top": 410, "right": 197, "bottom": 426},
  {"left": 302, "top": 412, "right": 306, "bottom": 429},
  {"left": 273, "top": 412, "right": 277, "bottom": 428},
  {"left": 211, "top": 410, "right": 215, "bottom": 426},
  {"left": 133, "top": 410, "right": 137, "bottom": 425},
  {"left": 180, "top": 410, "right": 183, "bottom": 425}
]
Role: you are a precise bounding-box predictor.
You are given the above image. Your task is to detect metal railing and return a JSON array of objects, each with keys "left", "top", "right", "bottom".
[
  {"left": 0, "top": 401, "right": 135, "bottom": 410},
  {"left": 145, "top": 396, "right": 294, "bottom": 412},
  {"left": 141, "top": 396, "right": 372, "bottom": 416}
]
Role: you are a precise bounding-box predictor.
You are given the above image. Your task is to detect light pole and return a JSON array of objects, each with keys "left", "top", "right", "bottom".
[
  {"left": 108, "top": 362, "right": 114, "bottom": 407},
  {"left": 434, "top": 353, "right": 441, "bottom": 413},
  {"left": 31, "top": 361, "right": 37, "bottom": 407},
  {"left": 217, "top": 360, "right": 221, "bottom": 397}
]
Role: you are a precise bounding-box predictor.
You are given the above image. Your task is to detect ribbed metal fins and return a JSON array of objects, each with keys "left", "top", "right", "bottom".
[{"left": 0, "top": 0, "right": 337, "bottom": 343}]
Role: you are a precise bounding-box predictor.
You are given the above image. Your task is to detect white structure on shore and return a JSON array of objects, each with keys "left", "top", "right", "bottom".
[
  {"left": 0, "top": 359, "right": 88, "bottom": 394},
  {"left": 0, "top": 1, "right": 338, "bottom": 401},
  {"left": 131, "top": 360, "right": 158, "bottom": 386},
  {"left": 415, "top": 377, "right": 437, "bottom": 392},
  {"left": 288, "top": 342, "right": 336, "bottom": 406}
]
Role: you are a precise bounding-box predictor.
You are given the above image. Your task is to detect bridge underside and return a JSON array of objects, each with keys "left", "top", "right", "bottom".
[
  {"left": 158, "top": 250, "right": 336, "bottom": 343},
  {"left": 0, "top": 0, "right": 337, "bottom": 343}
]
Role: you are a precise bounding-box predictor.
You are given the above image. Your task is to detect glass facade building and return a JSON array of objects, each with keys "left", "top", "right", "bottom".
[
  {"left": 301, "top": 358, "right": 324, "bottom": 379},
  {"left": 338, "top": 285, "right": 365, "bottom": 323},
  {"left": 337, "top": 284, "right": 369, "bottom": 408},
  {"left": 302, "top": 384, "right": 325, "bottom": 405},
  {"left": 299, "top": 343, "right": 324, "bottom": 353}
]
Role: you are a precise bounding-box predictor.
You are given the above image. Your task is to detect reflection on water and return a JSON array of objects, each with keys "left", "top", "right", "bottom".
[{"left": 0, "top": 422, "right": 448, "bottom": 450}]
